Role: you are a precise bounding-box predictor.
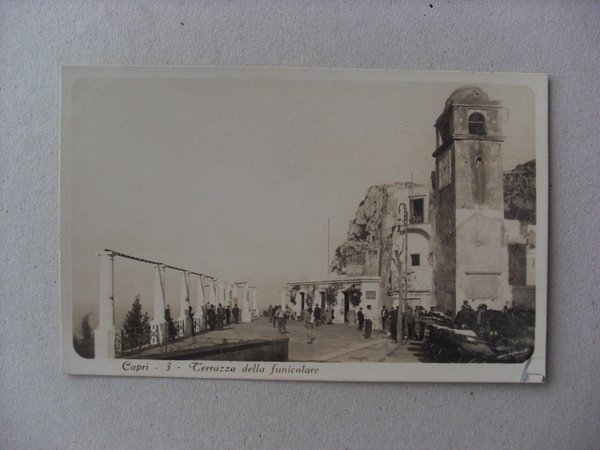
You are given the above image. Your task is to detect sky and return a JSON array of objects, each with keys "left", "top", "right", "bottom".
[{"left": 66, "top": 71, "right": 535, "bottom": 332}]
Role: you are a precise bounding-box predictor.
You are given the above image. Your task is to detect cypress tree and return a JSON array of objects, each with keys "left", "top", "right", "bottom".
[
  {"left": 122, "top": 295, "right": 150, "bottom": 350},
  {"left": 73, "top": 313, "right": 94, "bottom": 358}
]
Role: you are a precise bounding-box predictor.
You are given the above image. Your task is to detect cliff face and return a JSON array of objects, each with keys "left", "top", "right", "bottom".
[
  {"left": 329, "top": 182, "right": 413, "bottom": 274},
  {"left": 504, "top": 160, "right": 536, "bottom": 224}
]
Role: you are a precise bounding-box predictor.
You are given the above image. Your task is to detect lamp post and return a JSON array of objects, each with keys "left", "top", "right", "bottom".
[{"left": 396, "top": 203, "right": 409, "bottom": 344}]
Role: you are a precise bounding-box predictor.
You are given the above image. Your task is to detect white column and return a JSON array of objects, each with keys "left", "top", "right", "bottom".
[
  {"left": 240, "top": 282, "right": 251, "bottom": 323},
  {"left": 250, "top": 287, "right": 258, "bottom": 316},
  {"left": 177, "top": 271, "right": 192, "bottom": 337},
  {"left": 206, "top": 278, "right": 216, "bottom": 311},
  {"left": 194, "top": 276, "right": 206, "bottom": 334},
  {"left": 94, "top": 251, "right": 117, "bottom": 359},
  {"left": 294, "top": 292, "right": 302, "bottom": 317},
  {"left": 150, "top": 264, "right": 167, "bottom": 344},
  {"left": 216, "top": 280, "right": 224, "bottom": 307},
  {"left": 231, "top": 284, "right": 238, "bottom": 306},
  {"left": 334, "top": 290, "right": 345, "bottom": 324},
  {"left": 224, "top": 282, "right": 231, "bottom": 307},
  {"left": 221, "top": 280, "right": 227, "bottom": 306}
]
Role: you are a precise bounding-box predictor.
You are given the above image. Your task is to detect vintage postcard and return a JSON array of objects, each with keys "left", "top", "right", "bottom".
[{"left": 61, "top": 66, "right": 548, "bottom": 382}]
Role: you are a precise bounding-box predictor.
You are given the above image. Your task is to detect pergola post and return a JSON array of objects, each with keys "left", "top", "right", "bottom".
[
  {"left": 194, "top": 276, "right": 206, "bottom": 334},
  {"left": 224, "top": 282, "right": 230, "bottom": 307},
  {"left": 94, "top": 251, "right": 117, "bottom": 359},
  {"left": 250, "top": 287, "right": 258, "bottom": 316},
  {"left": 231, "top": 284, "right": 238, "bottom": 306},
  {"left": 177, "top": 271, "right": 192, "bottom": 337},
  {"left": 207, "top": 278, "right": 216, "bottom": 307},
  {"left": 150, "top": 264, "right": 167, "bottom": 345},
  {"left": 240, "top": 282, "right": 251, "bottom": 323}
]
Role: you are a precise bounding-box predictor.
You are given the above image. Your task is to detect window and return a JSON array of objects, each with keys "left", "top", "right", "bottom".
[
  {"left": 411, "top": 254, "right": 420, "bottom": 266},
  {"left": 410, "top": 198, "right": 424, "bottom": 224},
  {"left": 468, "top": 112, "right": 487, "bottom": 136}
]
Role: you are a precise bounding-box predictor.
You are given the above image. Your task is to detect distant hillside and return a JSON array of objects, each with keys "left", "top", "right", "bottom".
[{"left": 504, "top": 160, "right": 536, "bottom": 224}]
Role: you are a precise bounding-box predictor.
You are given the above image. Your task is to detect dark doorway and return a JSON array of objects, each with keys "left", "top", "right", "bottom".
[{"left": 343, "top": 291, "right": 350, "bottom": 322}]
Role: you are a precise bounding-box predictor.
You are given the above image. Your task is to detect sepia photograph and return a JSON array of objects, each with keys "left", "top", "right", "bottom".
[{"left": 60, "top": 66, "right": 547, "bottom": 382}]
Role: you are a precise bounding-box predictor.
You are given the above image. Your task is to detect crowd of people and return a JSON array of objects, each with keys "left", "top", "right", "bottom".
[
  {"left": 163, "top": 303, "right": 242, "bottom": 342},
  {"left": 354, "top": 304, "right": 428, "bottom": 342},
  {"left": 265, "top": 302, "right": 444, "bottom": 344},
  {"left": 266, "top": 303, "right": 337, "bottom": 343}
]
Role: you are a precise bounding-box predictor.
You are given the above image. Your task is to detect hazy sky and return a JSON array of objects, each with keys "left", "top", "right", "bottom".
[{"left": 67, "top": 71, "right": 535, "bottom": 330}]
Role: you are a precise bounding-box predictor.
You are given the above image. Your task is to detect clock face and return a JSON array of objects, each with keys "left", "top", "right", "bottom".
[{"left": 438, "top": 151, "right": 452, "bottom": 189}]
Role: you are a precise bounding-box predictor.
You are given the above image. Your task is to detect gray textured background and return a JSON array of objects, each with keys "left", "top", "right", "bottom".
[{"left": 1, "top": 1, "right": 599, "bottom": 449}]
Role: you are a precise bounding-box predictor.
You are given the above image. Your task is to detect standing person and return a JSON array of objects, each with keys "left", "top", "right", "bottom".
[
  {"left": 203, "top": 304, "right": 209, "bottom": 331},
  {"left": 325, "top": 304, "right": 333, "bottom": 325},
  {"left": 232, "top": 304, "right": 240, "bottom": 324},
  {"left": 405, "top": 306, "right": 416, "bottom": 340},
  {"left": 189, "top": 306, "right": 194, "bottom": 335},
  {"left": 272, "top": 306, "right": 278, "bottom": 328},
  {"left": 267, "top": 305, "right": 273, "bottom": 323},
  {"left": 454, "top": 303, "right": 474, "bottom": 330},
  {"left": 276, "top": 306, "right": 285, "bottom": 335},
  {"left": 357, "top": 307, "right": 365, "bottom": 331},
  {"left": 225, "top": 306, "right": 231, "bottom": 325},
  {"left": 314, "top": 304, "right": 322, "bottom": 327},
  {"left": 363, "top": 305, "right": 373, "bottom": 339},
  {"left": 381, "top": 306, "right": 389, "bottom": 336},
  {"left": 283, "top": 306, "right": 291, "bottom": 334},
  {"left": 208, "top": 305, "right": 217, "bottom": 331},
  {"left": 218, "top": 304, "right": 226, "bottom": 330},
  {"left": 417, "top": 306, "right": 427, "bottom": 340},
  {"left": 304, "top": 306, "right": 314, "bottom": 344},
  {"left": 165, "top": 304, "right": 176, "bottom": 341},
  {"left": 389, "top": 306, "right": 398, "bottom": 342},
  {"left": 475, "top": 304, "right": 489, "bottom": 336}
]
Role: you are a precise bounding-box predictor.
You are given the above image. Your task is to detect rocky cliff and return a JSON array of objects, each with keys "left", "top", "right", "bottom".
[
  {"left": 329, "top": 182, "right": 413, "bottom": 274},
  {"left": 504, "top": 159, "right": 536, "bottom": 224}
]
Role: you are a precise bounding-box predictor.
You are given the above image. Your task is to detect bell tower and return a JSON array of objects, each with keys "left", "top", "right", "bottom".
[{"left": 432, "top": 86, "right": 507, "bottom": 313}]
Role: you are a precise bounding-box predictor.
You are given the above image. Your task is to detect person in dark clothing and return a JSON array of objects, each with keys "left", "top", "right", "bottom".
[
  {"left": 232, "top": 305, "right": 240, "bottom": 324},
  {"left": 363, "top": 305, "right": 373, "bottom": 338},
  {"left": 207, "top": 305, "right": 217, "bottom": 330},
  {"left": 272, "top": 306, "right": 278, "bottom": 328},
  {"left": 314, "top": 305, "right": 322, "bottom": 326},
  {"left": 216, "top": 304, "right": 225, "bottom": 330},
  {"left": 203, "top": 304, "right": 209, "bottom": 331},
  {"left": 389, "top": 307, "right": 398, "bottom": 342},
  {"left": 165, "top": 305, "right": 176, "bottom": 341},
  {"left": 357, "top": 308, "right": 365, "bottom": 331},
  {"left": 475, "top": 304, "right": 490, "bottom": 336},
  {"left": 189, "top": 306, "right": 194, "bottom": 335},
  {"left": 381, "top": 306, "right": 389, "bottom": 335},
  {"left": 225, "top": 306, "right": 231, "bottom": 325},
  {"left": 455, "top": 304, "right": 475, "bottom": 329},
  {"left": 414, "top": 305, "right": 426, "bottom": 340},
  {"left": 405, "top": 306, "right": 416, "bottom": 340}
]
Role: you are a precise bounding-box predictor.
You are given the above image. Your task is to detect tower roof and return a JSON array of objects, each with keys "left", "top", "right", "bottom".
[{"left": 444, "top": 86, "right": 494, "bottom": 109}]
